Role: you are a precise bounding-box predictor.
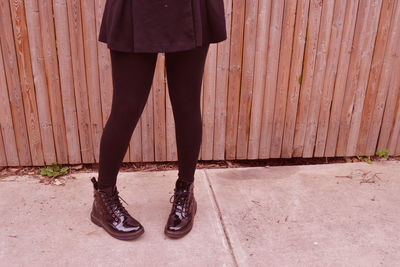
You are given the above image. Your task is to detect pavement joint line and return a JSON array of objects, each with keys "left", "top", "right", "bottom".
[{"left": 203, "top": 169, "right": 239, "bottom": 267}]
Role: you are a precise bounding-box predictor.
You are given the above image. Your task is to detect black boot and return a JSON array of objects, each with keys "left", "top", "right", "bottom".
[
  {"left": 164, "top": 179, "right": 197, "bottom": 238},
  {"left": 90, "top": 177, "right": 144, "bottom": 240}
]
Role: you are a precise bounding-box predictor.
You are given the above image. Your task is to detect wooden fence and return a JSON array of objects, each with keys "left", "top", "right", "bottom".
[{"left": 1, "top": 0, "right": 400, "bottom": 167}]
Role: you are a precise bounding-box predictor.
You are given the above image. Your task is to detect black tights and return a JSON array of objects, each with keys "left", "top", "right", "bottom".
[{"left": 97, "top": 44, "right": 210, "bottom": 190}]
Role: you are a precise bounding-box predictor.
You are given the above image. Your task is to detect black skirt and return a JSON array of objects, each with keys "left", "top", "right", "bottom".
[{"left": 98, "top": 0, "right": 228, "bottom": 53}]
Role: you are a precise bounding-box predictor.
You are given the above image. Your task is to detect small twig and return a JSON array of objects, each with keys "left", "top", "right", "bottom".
[{"left": 334, "top": 175, "right": 353, "bottom": 179}]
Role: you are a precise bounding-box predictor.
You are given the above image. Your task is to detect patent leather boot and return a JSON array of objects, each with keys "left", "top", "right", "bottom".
[
  {"left": 164, "top": 179, "right": 197, "bottom": 238},
  {"left": 90, "top": 177, "right": 144, "bottom": 240}
]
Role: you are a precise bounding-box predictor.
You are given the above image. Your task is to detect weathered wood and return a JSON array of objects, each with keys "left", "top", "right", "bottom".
[
  {"left": 2, "top": 0, "right": 400, "bottom": 166},
  {"left": 292, "top": 0, "right": 323, "bottom": 157},
  {"left": 259, "top": 0, "right": 285, "bottom": 158},
  {"left": 248, "top": 0, "right": 272, "bottom": 159},
  {"left": 325, "top": 0, "right": 360, "bottom": 157}
]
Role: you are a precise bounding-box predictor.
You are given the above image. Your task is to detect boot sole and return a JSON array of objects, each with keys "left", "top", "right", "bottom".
[
  {"left": 164, "top": 199, "right": 197, "bottom": 239},
  {"left": 90, "top": 211, "right": 144, "bottom": 240}
]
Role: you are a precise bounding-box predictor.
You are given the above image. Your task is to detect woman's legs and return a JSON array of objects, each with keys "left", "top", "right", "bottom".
[
  {"left": 97, "top": 44, "right": 209, "bottom": 190},
  {"left": 97, "top": 50, "right": 158, "bottom": 190},
  {"left": 165, "top": 44, "right": 210, "bottom": 184}
]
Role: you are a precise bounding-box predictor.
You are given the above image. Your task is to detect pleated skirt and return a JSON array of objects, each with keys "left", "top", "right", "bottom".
[{"left": 98, "top": 0, "right": 227, "bottom": 53}]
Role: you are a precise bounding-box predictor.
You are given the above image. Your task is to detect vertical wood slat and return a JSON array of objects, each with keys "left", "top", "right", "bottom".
[
  {"left": 335, "top": 0, "right": 370, "bottom": 156},
  {"left": 258, "top": 0, "right": 285, "bottom": 158},
  {"left": 94, "top": 0, "right": 112, "bottom": 151},
  {"left": 314, "top": 0, "right": 347, "bottom": 157},
  {"left": 201, "top": 44, "right": 217, "bottom": 160},
  {"left": 378, "top": 0, "right": 400, "bottom": 155},
  {"left": 38, "top": 0, "right": 69, "bottom": 164},
  {"left": 384, "top": 50, "right": 400, "bottom": 155},
  {"left": 337, "top": 0, "right": 382, "bottom": 156},
  {"left": 199, "top": 61, "right": 204, "bottom": 160},
  {"left": 0, "top": 38, "right": 19, "bottom": 166},
  {"left": 247, "top": 0, "right": 272, "bottom": 159},
  {"left": 325, "top": 0, "right": 360, "bottom": 157},
  {"left": 344, "top": 0, "right": 383, "bottom": 156},
  {"left": 3, "top": 0, "right": 40, "bottom": 166},
  {"left": 129, "top": 115, "right": 143, "bottom": 162},
  {"left": 292, "top": 0, "right": 323, "bottom": 157},
  {"left": 66, "top": 0, "right": 94, "bottom": 163},
  {"left": 281, "top": 0, "right": 310, "bottom": 158},
  {"left": 53, "top": 0, "right": 81, "bottom": 164},
  {"left": 302, "top": 0, "right": 335, "bottom": 158},
  {"left": 236, "top": 0, "right": 259, "bottom": 159},
  {"left": 81, "top": 0, "right": 104, "bottom": 163},
  {"left": 270, "top": 0, "right": 297, "bottom": 158},
  {"left": 153, "top": 53, "right": 167, "bottom": 162},
  {"left": 0, "top": 44, "right": 10, "bottom": 166},
  {"left": 141, "top": 84, "right": 155, "bottom": 162},
  {"left": 0, "top": 124, "right": 6, "bottom": 166},
  {"left": 23, "top": 0, "right": 56, "bottom": 165},
  {"left": 213, "top": 0, "right": 232, "bottom": 160},
  {"left": 391, "top": 74, "right": 400, "bottom": 155},
  {"left": 359, "top": 0, "right": 397, "bottom": 155},
  {"left": 225, "top": 0, "right": 246, "bottom": 159},
  {"left": 165, "top": 67, "right": 177, "bottom": 162}
]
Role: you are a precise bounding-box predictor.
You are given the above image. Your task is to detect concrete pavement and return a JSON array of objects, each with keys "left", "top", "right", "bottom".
[{"left": 1, "top": 160, "right": 399, "bottom": 266}]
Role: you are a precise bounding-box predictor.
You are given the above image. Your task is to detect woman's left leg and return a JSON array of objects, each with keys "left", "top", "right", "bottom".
[
  {"left": 164, "top": 44, "right": 210, "bottom": 185},
  {"left": 163, "top": 44, "right": 210, "bottom": 238}
]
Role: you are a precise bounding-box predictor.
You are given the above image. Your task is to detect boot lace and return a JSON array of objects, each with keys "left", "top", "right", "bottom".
[
  {"left": 169, "top": 190, "right": 189, "bottom": 213},
  {"left": 102, "top": 191, "right": 130, "bottom": 220}
]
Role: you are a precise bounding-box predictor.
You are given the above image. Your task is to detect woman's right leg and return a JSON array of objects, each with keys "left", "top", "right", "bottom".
[{"left": 97, "top": 49, "right": 158, "bottom": 190}]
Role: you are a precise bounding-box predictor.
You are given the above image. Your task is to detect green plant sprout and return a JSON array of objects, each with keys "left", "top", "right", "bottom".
[
  {"left": 376, "top": 148, "right": 390, "bottom": 159},
  {"left": 40, "top": 163, "right": 69, "bottom": 178},
  {"left": 357, "top": 155, "right": 372, "bottom": 164}
]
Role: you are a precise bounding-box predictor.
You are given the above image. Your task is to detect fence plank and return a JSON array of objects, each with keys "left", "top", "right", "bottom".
[
  {"left": 378, "top": 0, "right": 400, "bottom": 156},
  {"left": 53, "top": 0, "right": 81, "bottom": 164},
  {"left": 129, "top": 117, "right": 143, "bottom": 162},
  {"left": 359, "top": 0, "right": 397, "bottom": 155},
  {"left": 0, "top": 124, "right": 6, "bottom": 166},
  {"left": 0, "top": 39, "right": 19, "bottom": 166},
  {"left": 23, "top": 0, "right": 57, "bottom": 165},
  {"left": 281, "top": 0, "right": 310, "bottom": 158},
  {"left": 314, "top": 0, "right": 347, "bottom": 157},
  {"left": 66, "top": 0, "right": 95, "bottom": 163},
  {"left": 394, "top": 82, "right": 400, "bottom": 155},
  {"left": 141, "top": 86, "right": 155, "bottom": 162},
  {"left": 40, "top": 0, "right": 70, "bottom": 163},
  {"left": 385, "top": 43, "right": 400, "bottom": 156},
  {"left": 5, "top": 0, "right": 42, "bottom": 165},
  {"left": 302, "top": 0, "right": 335, "bottom": 158},
  {"left": 236, "top": 0, "right": 259, "bottom": 159},
  {"left": 325, "top": 0, "right": 360, "bottom": 157},
  {"left": 201, "top": 44, "right": 217, "bottom": 160},
  {"left": 292, "top": 0, "right": 323, "bottom": 157},
  {"left": 259, "top": 0, "right": 285, "bottom": 158},
  {"left": 248, "top": 0, "right": 272, "bottom": 159},
  {"left": 270, "top": 0, "right": 297, "bottom": 158},
  {"left": 345, "top": 0, "right": 382, "bottom": 156},
  {"left": 153, "top": 53, "right": 167, "bottom": 162},
  {"left": 225, "top": 0, "right": 245, "bottom": 159},
  {"left": 213, "top": 0, "right": 232, "bottom": 160},
  {"left": 165, "top": 72, "right": 177, "bottom": 162},
  {"left": 81, "top": 0, "right": 104, "bottom": 163}
]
